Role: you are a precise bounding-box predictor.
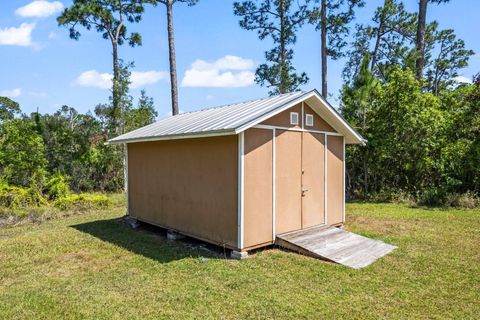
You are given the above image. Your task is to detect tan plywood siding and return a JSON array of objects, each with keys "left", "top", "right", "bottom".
[
  {"left": 301, "top": 132, "right": 325, "bottom": 228},
  {"left": 275, "top": 129, "right": 302, "bottom": 234},
  {"left": 261, "top": 103, "right": 302, "bottom": 128},
  {"left": 243, "top": 128, "right": 273, "bottom": 248},
  {"left": 127, "top": 136, "right": 238, "bottom": 248},
  {"left": 326, "top": 136, "right": 344, "bottom": 225},
  {"left": 304, "top": 103, "right": 336, "bottom": 132}
]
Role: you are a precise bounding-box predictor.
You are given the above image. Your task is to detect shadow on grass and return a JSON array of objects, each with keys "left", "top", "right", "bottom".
[{"left": 72, "top": 218, "right": 226, "bottom": 263}]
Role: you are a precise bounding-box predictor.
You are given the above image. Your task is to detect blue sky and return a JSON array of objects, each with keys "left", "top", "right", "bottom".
[{"left": 1, "top": 0, "right": 479, "bottom": 117}]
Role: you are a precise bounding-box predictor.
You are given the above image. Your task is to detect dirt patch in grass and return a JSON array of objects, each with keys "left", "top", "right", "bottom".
[{"left": 347, "top": 214, "right": 430, "bottom": 237}]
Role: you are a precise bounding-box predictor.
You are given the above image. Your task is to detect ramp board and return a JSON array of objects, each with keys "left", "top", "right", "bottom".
[{"left": 276, "top": 225, "right": 397, "bottom": 269}]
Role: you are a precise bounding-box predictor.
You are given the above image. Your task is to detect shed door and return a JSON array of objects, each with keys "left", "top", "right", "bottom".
[
  {"left": 301, "top": 132, "right": 325, "bottom": 228},
  {"left": 275, "top": 129, "right": 302, "bottom": 235}
]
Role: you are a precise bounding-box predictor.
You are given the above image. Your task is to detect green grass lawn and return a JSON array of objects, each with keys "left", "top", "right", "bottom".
[{"left": 0, "top": 203, "right": 479, "bottom": 319}]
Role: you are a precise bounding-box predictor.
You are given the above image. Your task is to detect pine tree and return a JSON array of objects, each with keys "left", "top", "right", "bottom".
[
  {"left": 309, "top": 0, "right": 364, "bottom": 97},
  {"left": 58, "top": 0, "right": 148, "bottom": 135},
  {"left": 234, "top": 0, "right": 310, "bottom": 95},
  {"left": 415, "top": 0, "right": 450, "bottom": 79},
  {"left": 151, "top": 0, "right": 198, "bottom": 115}
]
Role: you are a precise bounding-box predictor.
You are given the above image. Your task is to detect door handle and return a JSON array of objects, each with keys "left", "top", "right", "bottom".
[{"left": 302, "top": 189, "right": 309, "bottom": 196}]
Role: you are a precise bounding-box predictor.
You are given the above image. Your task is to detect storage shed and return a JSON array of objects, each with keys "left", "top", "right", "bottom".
[{"left": 109, "top": 89, "right": 365, "bottom": 256}]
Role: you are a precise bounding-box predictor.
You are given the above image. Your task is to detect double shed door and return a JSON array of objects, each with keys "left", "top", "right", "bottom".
[{"left": 275, "top": 130, "right": 326, "bottom": 235}]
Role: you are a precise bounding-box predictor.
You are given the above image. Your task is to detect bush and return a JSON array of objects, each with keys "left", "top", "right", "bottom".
[
  {"left": 45, "top": 173, "right": 70, "bottom": 200},
  {"left": 445, "top": 192, "right": 479, "bottom": 209},
  {"left": 53, "top": 193, "right": 112, "bottom": 211},
  {"left": 0, "top": 183, "right": 48, "bottom": 209},
  {"left": 416, "top": 188, "right": 447, "bottom": 207},
  {"left": 367, "top": 190, "right": 417, "bottom": 206}
]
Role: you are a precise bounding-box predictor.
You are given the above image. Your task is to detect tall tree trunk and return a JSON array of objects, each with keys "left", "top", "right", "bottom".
[
  {"left": 415, "top": 0, "right": 428, "bottom": 79},
  {"left": 112, "top": 40, "right": 120, "bottom": 135},
  {"left": 363, "top": 153, "right": 368, "bottom": 198},
  {"left": 320, "top": 0, "right": 327, "bottom": 97},
  {"left": 166, "top": 0, "right": 179, "bottom": 115},
  {"left": 371, "top": 1, "right": 387, "bottom": 72},
  {"left": 279, "top": 0, "right": 286, "bottom": 94},
  {"left": 362, "top": 102, "right": 368, "bottom": 197}
]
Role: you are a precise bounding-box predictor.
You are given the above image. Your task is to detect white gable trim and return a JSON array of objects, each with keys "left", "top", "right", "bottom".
[
  {"left": 108, "top": 89, "right": 365, "bottom": 145},
  {"left": 234, "top": 91, "right": 315, "bottom": 133},
  {"left": 235, "top": 90, "right": 365, "bottom": 145}
]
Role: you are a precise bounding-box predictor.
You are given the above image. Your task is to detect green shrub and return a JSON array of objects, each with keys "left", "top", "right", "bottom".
[
  {"left": 53, "top": 193, "right": 112, "bottom": 211},
  {"left": 367, "top": 189, "right": 417, "bottom": 206},
  {"left": 0, "top": 183, "right": 48, "bottom": 209},
  {"left": 45, "top": 173, "right": 70, "bottom": 200},
  {"left": 445, "top": 192, "right": 479, "bottom": 209},
  {"left": 417, "top": 188, "right": 450, "bottom": 207}
]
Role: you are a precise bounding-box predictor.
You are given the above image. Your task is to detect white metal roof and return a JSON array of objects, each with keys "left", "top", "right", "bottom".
[{"left": 108, "top": 89, "right": 365, "bottom": 145}]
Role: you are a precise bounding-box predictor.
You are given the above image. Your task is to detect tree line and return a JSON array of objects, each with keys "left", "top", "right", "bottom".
[
  {"left": 1, "top": 0, "right": 478, "bottom": 206},
  {"left": 233, "top": 0, "right": 478, "bottom": 205},
  {"left": 0, "top": 62, "right": 155, "bottom": 192}
]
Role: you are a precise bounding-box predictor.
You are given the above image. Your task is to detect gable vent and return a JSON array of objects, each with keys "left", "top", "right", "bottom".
[
  {"left": 306, "top": 114, "right": 314, "bottom": 126},
  {"left": 290, "top": 112, "right": 299, "bottom": 125}
]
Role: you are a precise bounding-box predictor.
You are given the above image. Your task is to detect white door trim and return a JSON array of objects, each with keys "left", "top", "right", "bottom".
[
  {"left": 266, "top": 127, "right": 335, "bottom": 242},
  {"left": 272, "top": 129, "right": 330, "bottom": 231}
]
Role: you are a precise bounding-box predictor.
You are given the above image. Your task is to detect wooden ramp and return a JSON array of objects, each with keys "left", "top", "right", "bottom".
[{"left": 276, "top": 226, "right": 397, "bottom": 269}]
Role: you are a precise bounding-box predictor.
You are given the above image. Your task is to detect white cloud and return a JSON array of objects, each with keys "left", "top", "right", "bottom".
[
  {"left": 75, "top": 70, "right": 113, "bottom": 89},
  {"left": 181, "top": 55, "right": 255, "bottom": 88},
  {"left": 0, "top": 23, "right": 36, "bottom": 47},
  {"left": 48, "top": 31, "right": 58, "bottom": 39},
  {"left": 191, "top": 55, "right": 255, "bottom": 71},
  {"left": 75, "top": 70, "right": 168, "bottom": 89},
  {"left": 0, "top": 88, "right": 22, "bottom": 98},
  {"left": 131, "top": 71, "right": 168, "bottom": 88},
  {"left": 28, "top": 91, "right": 48, "bottom": 97},
  {"left": 453, "top": 75, "right": 472, "bottom": 84},
  {"left": 206, "top": 95, "right": 215, "bottom": 101},
  {"left": 15, "top": 1, "right": 64, "bottom": 18}
]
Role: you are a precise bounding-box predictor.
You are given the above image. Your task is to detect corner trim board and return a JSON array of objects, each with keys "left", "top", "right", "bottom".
[
  {"left": 124, "top": 144, "right": 129, "bottom": 216},
  {"left": 238, "top": 132, "right": 245, "bottom": 250},
  {"left": 343, "top": 136, "right": 346, "bottom": 223},
  {"left": 272, "top": 128, "right": 276, "bottom": 241},
  {"left": 324, "top": 134, "right": 328, "bottom": 225}
]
